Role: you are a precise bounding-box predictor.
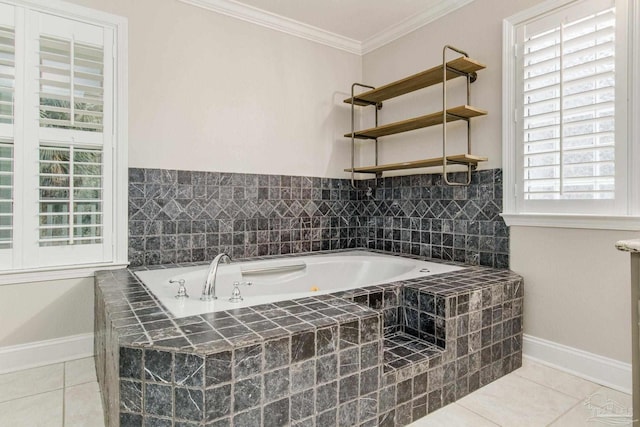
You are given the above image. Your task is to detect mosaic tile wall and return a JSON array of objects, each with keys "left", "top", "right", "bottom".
[
  {"left": 357, "top": 170, "right": 509, "bottom": 269},
  {"left": 128, "top": 168, "right": 508, "bottom": 268},
  {"left": 128, "top": 169, "right": 361, "bottom": 267}
]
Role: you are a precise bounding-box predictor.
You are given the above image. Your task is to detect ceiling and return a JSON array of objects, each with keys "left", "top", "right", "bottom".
[
  {"left": 179, "top": 0, "right": 475, "bottom": 54},
  {"left": 232, "top": 0, "right": 442, "bottom": 42}
]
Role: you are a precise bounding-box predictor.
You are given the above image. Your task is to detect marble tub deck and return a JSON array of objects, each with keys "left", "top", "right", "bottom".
[{"left": 94, "top": 250, "right": 524, "bottom": 427}]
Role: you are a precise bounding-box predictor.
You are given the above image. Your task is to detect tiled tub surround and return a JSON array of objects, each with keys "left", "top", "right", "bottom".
[
  {"left": 358, "top": 170, "right": 508, "bottom": 269},
  {"left": 128, "top": 168, "right": 508, "bottom": 269},
  {"left": 127, "top": 169, "right": 361, "bottom": 267},
  {"left": 95, "top": 251, "right": 523, "bottom": 427}
]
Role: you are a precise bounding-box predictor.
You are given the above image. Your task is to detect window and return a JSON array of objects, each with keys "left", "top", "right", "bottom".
[
  {"left": 502, "top": 0, "right": 640, "bottom": 229},
  {"left": 0, "top": 6, "right": 15, "bottom": 254},
  {"left": 0, "top": 0, "right": 127, "bottom": 278}
]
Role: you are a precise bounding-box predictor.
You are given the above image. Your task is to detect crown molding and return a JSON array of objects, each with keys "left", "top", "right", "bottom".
[
  {"left": 361, "top": 0, "right": 477, "bottom": 54},
  {"left": 176, "top": 0, "right": 362, "bottom": 54},
  {"left": 177, "top": 0, "right": 477, "bottom": 56}
]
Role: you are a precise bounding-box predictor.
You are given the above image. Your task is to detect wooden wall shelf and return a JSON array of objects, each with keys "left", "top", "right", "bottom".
[
  {"left": 345, "top": 154, "right": 488, "bottom": 174},
  {"left": 344, "top": 46, "right": 487, "bottom": 186},
  {"left": 344, "top": 105, "right": 487, "bottom": 140},
  {"left": 343, "top": 57, "right": 486, "bottom": 106}
]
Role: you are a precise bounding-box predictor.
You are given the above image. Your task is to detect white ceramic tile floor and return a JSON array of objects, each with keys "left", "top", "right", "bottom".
[
  {"left": 0, "top": 357, "right": 632, "bottom": 426},
  {"left": 0, "top": 357, "right": 100, "bottom": 427}
]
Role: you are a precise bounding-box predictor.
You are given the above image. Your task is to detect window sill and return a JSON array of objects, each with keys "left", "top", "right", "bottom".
[
  {"left": 501, "top": 213, "right": 640, "bottom": 231},
  {"left": 0, "top": 262, "right": 130, "bottom": 286}
]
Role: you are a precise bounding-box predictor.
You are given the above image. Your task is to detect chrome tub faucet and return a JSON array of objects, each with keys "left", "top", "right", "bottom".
[{"left": 201, "top": 252, "right": 231, "bottom": 301}]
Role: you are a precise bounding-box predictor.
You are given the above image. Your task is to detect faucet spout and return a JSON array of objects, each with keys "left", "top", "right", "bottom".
[{"left": 201, "top": 252, "right": 231, "bottom": 301}]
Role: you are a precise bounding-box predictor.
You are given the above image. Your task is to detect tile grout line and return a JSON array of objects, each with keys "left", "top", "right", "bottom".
[
  {"left": 504, "top": 371, "right": 584, "bottom": 403},
  {"left": 544, "top": 399, "right": 584, "bottom": 426},
  {"left": 457, "top": 372, "right": 592, "bottom": 427},
  {"left": 0, "top": 382, "right": 67, "bottom": 405},
  {"left": 0, "top": 388, "right": 65, "bottom": 405},
  {"left": 65, "top": 378, "right": 101, "bottom": 388},
  {"left": 511, "top": 369, "right": 597, "bottom": 401},
  {"left": 452, "top": 401, "right": 504, "bottom": 426}
]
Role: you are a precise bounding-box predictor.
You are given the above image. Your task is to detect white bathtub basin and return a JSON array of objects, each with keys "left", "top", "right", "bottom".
[{"left": 134, "top": 251, "right": 463, "bottom": 318}]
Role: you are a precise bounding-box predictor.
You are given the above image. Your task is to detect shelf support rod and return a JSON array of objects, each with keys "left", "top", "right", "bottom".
[
  {"left": 442, "top": 45, "right": 474, "bottom": 186},
  {"left": 351, "top": 82, "right": 376, "bottom": 190}
]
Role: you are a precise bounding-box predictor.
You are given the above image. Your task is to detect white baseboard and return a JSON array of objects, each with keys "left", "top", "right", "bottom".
[
  {"left": 523, "top": 334, "right": 632, "bottom": 394},
  {"left": 0, "top": 333, "right": 94, "bottom": 374}
]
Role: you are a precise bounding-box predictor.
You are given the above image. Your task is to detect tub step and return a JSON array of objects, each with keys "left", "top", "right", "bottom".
[{"left": 383, "top": 332, "right": 444, "bottom": 373}]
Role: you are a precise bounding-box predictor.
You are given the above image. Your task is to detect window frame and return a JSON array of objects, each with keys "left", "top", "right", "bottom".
[
  {"left": 0, "top": 0, "right": 128, "bottom": 284},
  {"left": 502, "top": 0, "right": 640, "bottom": 230}
]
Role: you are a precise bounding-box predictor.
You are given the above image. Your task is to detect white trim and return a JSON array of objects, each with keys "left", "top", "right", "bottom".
[
  {"left": 0, "top": 333, "right": 94, "bottom": 374},
  {"left": 113, "top": 8, "right": 129, "bottom": 267},
  {"left": 502, "top": 0, "right": 640, "bottom": 228},
  {"left": 506, "top": 0, "right": 580, "bottom": 25},
  {"left": 176, "top": 0, "right": 477, "bottom": 56},
  {"left": 629, "top": 0, "right": 640, "bottom": 217},
  {"left": 361, "top": 0, "right": 476, "bottom": 54},
  {"left": 501, "top": 213, "right": 640, "bottom": 230},
  {"left": 0, "top": 0, "right": 129, "bottom": 273},
  {"left": 502, "top": 16, "right": 517, "bottom": 215},
  {"left": 0, "top": 262, "right": 128, "bottom": 285},
  {"left": 523, "top": 334, "right": 632, "bottom": 394},
  {"left": 4, "top": 0, "right": 127, "bottom": 27},
  {"left": 176, "top": 0, "right": 361, "bottom": 54}
]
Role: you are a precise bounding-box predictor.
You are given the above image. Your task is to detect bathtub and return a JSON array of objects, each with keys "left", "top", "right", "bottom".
[{"left": 134, "top": 251, "right": 463, "bottom": 318}]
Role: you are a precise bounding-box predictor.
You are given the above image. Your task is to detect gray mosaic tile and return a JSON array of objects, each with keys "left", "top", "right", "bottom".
[
  {"left": 316, "top": 408, "right": 337, "bottom": 426},
  {"left": 204, "top": 384, "right": 231, "bottom": 422},
  {"left": 233, "top": 407, "right": 261, "bottom": 427},
  {"left": 291, "top": 360, "right": 315, "bottom": 393},
  {"left": 174, "top": 353, "right": 204, "bottom": 387},
  {"left": 291, "top": 331, "right": 315, "bottom": 363},
  {"left": 234, "top": 344, "right": 262, "bottom": 379},
  {"left": 174, "top": 388, "right": 203, "bottom": 422},
  {"left": 205, "top": 351, "right": 232, "bottom": 386},
  {"left": 120, "top": 380, "right": 142, "bottom": 412},
  {"left": 233, "top": 376, "right": 261, "bottom": 412},
  {"left": 264, "top": 336, "right": 290, "bottom": 370},
  {"left": 338, "top": 400, "right": 358, "bottom": 427},
  {"left": 120, "top": 413, "right": 143, "bottom": 427},
  {"left": 144, "top": 383, "right": 172, "bottom": 417},
  {"left": 143, "top": 416, "right": 173, "bottom": 427},
  {"left": 316, "top": 353, "right": 338, "bottom": 384},
  {"left": 119, "top": 347, "right": 142, "bottom": 380},
  {"left": 338, "top": 373, "right": 359, "bottom": 404},
  {"left": 264, "top": 367, "right": 290, "bottom": 402},
  {"left": 291, "top": 389, "right": 314, "bottom": 421}
]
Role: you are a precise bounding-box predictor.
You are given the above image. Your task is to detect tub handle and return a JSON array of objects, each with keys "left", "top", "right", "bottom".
[
  {"left": 240, "top": 263, "right": 307, "bottom": 276},
  {"left": 229, "top": 281, "right": 252, "bottom": 303},
  {"left": 169, "top": 279, "right": 189, "bottom": 299}
]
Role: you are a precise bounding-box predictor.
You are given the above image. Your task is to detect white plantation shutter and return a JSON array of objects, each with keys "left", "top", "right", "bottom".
[
  {"left": 504, "top": 0, "right": 637, "bottom": 227},
  {"left": 0, "top": 24, "right": 14, "bottom": 128},
  {"left": 38, "top": 36, "right": 104, "bottom": 132},
  {"left": 38, "top": 145, "right": 103, "bottom": 246},
  {"left": 0, "top": 0, "right": 127, "bottom": 275},
  {"left": 0, "top": 142, "right": 11, "bottom": 250},
  {"left": 522, "top": 0, "right": 616, "bottom": 202},
  {"left": 28, "top": 13, "right": 113, "bottom": 266},
  {"left": 0, "top": 3, "right": 14, "bottom": 266}
]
